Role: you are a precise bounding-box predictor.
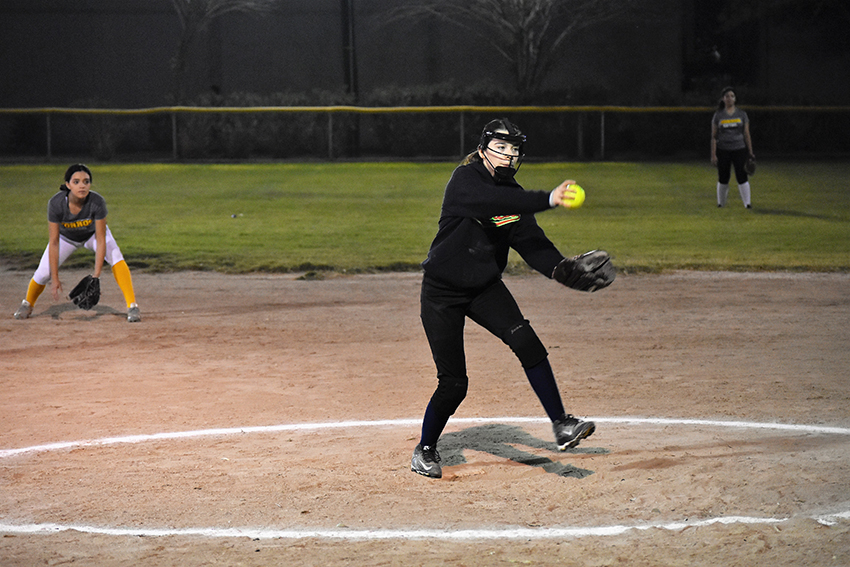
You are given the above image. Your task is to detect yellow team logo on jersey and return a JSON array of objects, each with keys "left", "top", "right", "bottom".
[
  {"left": 62, "top": 219, "right": 92, "bottom": 229},
  {"left": 491, "top": 215, "right": 520, "bottom": 227},
  {"left": 719, "top": 118, "right": 743, "bottom": 128}
]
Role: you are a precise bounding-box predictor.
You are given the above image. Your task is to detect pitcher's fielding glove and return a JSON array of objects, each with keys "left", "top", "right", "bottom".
[
  {"left": 69, "top": 275, "right": 101, "bottom": 310},
  {"left": 552, "top": 250, "right": 616, "bottom": 292}
]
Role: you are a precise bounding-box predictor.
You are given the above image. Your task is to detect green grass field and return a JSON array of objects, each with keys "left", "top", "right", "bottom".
[{"left": 1, "top": 161, "right": 848, "bottom": 273}]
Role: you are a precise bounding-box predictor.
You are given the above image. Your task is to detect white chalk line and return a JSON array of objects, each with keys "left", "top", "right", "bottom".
[
  {"left": 2, "top": 416, "right": 849, "bottom": 460},
  {"left": 2, "top": 417, "right": 849, "bottom": 542},
  {"left": 1, "top": 512, "right": 849, "bottom": 541}
]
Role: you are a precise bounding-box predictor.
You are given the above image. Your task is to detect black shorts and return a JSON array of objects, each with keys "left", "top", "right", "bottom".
[{"left": 716, "top": 147, "right": 749, "bottom": 185}]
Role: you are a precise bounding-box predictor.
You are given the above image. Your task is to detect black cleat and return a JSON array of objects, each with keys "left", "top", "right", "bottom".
[
  {"left": 411, "top": 444, "right": 442, "bottom": 478},
  {"left": 553, "top": 415, "right": 595, "bottom": 450}
]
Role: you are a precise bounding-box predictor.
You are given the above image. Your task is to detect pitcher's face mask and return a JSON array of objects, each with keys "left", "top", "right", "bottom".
[
  {"left": 481, "top": 137, "right": 524, "bottom": 180},
  {"left": 478, "top": 119, "right": 526, "bottom": 180}
]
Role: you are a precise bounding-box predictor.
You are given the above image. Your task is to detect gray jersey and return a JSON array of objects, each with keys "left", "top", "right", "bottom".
[
  {"left": 47, "top": 188, "right": 108, "bottom": 243},
  {"left": 712, "top": 108, "right": 749, "bottom": 151}
]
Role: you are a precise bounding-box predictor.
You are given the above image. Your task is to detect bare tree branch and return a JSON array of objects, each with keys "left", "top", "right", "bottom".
[
  {"left": 377, "top": 0, "right": 655, "bottom": 96},
  {"left": 169, "top": 0, "right": 278, "bottom": 103}
]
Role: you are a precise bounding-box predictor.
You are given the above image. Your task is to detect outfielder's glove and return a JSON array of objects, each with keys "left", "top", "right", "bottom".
[
  {"left": 69, "top": 275, "right": 100, "bottom": 310},
  {"left": 552, "top": 250, "right": 616, "bottom": 292},
  {"left": 745, "top": 156, "right": 756, "bottom": 176}
]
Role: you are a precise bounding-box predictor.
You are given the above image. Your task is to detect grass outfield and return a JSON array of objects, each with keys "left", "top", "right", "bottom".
[{"left": 1, "top": 161, "right": 848, "bottom": 274}]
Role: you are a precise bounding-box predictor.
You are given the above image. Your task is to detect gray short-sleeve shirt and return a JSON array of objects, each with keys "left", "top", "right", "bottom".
[
  {"left": 47, "top": 189, "right": 108, "bottom": 243},
  {"left": 712, "top": 108, "right": 749, "bottom": 151}
]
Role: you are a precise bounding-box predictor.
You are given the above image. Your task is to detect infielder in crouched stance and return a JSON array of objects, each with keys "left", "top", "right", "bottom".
[
  {"left": 412, "top": 119, "right": 615, "bottom": 479},
  {"left": 13, "top": 164, "right": 141, "bottom": 323}
]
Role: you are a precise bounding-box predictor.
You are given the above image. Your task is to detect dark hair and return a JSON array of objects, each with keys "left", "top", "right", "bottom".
[
  {"left": 64, "top": 163, "right": 92, "bottom": 183},
  {"left": 717, "top": 87, "right": 736, "bottom": 111}
]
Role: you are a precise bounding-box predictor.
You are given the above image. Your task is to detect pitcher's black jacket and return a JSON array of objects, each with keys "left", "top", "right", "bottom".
[{"left": 421, "top": 160, "right": 565, "bottom": 289}]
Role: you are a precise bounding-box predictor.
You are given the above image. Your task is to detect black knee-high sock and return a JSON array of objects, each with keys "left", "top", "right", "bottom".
[
  {"left": 420, "top": 379, "right": 468, "bottom": 447},
  {"left": 524, "top": 357, "right": 566, "bottom": 422},
  {"left": 420, "top": 398, "right": 452, "bottom": 447}
]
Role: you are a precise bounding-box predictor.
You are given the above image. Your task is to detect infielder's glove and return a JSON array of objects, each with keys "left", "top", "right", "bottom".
[
  {"left": 745, "top": 156, "right": 756, "bottom": 176},
  {"left": 69, "top": 275, "right": 100, "bottom": 310},
  {"left": 552, "top": 250, "right": 616, "bottom": 292}
]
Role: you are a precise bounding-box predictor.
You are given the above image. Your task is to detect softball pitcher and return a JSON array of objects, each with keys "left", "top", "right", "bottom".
[
  {"left": 411, "top": 119, "right": 614, "bottom": 479},
  {"left": 13, "top": 164, "right": 141, "bottom": 322}
]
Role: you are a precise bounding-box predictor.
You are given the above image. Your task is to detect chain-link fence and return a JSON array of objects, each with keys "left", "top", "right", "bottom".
[{"left": 1, "top": 105, "right": 848, "bottom": 162}]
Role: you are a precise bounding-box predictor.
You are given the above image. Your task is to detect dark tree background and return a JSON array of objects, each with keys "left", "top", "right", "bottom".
[{"left": 1, "top": 0, "right": 847, "bottom": 109}]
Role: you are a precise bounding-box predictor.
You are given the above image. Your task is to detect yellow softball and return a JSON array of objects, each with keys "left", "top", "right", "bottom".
[{"left": 563, "top": 184, "right": 585, "bottom": 209}]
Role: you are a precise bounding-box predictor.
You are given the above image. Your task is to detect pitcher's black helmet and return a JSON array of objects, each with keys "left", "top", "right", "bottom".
[
  {"left": 479, "top": 118, "right": 526, "bottom": 151},
  {"left": 478, "top": 118, "right": 526, "bottom": 179}
]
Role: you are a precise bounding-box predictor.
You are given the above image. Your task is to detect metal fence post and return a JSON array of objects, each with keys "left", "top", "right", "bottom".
[
  {"left": 600, "top": 111, "right": 605, "bottom": 160},
  {"left": 328, "top": 112, "right": 334, "bottom": 160},
  {"left": 171, "top": 112, "right": 178, "bottom": 160},
  {"left": 459, "top": 112, "right": 465, "bottom": 158},
  {"left": 577, "top": 112, "right": 584, "bottom": 160},
  {"left": 46, "top": 113, "right": 52, "bottom": 160}
]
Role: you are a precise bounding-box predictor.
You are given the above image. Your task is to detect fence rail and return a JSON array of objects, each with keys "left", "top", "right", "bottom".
[{"left": 1, "top": 105, "right": 848, "bottom": 161}]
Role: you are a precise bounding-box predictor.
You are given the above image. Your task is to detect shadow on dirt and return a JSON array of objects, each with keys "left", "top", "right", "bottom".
[
  {"left": 40, "top": 303, "right": 125, "bottom": 320},
  {"left": 439, "top": 423, "right": 606, "bottom": 478}
]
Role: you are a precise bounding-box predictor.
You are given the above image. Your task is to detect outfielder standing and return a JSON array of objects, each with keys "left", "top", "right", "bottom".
[
  {"left": 13, "top": 164, "right": 141, "bottom": 322},
  {"left": 411, "top": 119, "right": 614, "bottom": 479},
  {"left": 711, "top": 86, "right": 754, "bottom": 208}
]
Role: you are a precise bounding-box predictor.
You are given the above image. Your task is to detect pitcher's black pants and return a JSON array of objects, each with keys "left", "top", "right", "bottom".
[{"left": 418, "top": 275, "right": 564, "bottom": 447}]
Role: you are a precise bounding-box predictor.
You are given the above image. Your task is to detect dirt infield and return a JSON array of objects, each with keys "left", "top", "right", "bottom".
[{"left": 1, "top": 267, "right": 849, "bottom": 566}]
